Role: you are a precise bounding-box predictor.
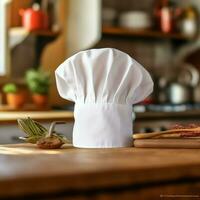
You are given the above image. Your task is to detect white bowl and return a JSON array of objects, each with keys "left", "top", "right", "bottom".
[{"left": 119, "top": 11, "right": 152, "bottom": 29}]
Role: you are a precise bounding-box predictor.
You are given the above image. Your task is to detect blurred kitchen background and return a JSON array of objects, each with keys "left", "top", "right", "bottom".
[{"left": 1, "top": 0, "right": 200, "bottom": 143}]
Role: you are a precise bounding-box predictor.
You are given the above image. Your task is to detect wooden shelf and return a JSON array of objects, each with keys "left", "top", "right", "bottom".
[
  {"left": 29, "top": 29, "right": 60, "bottom": 37},
  {"left": 102, "top": 26, "right": 196, "bottom": 41},
  {"left": 0, "top": 104, "right": 50, "bottom": 112},
  {"left": 10, "top": 27, "right": 60, "bottom": 37}
]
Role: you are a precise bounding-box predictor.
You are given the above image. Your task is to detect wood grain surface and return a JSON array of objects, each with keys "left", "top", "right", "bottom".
[
  {"left": 134, "top": 139, "right": 200, "bottom": 148},
  {"left": 0, "top": 143, "right": 200, "bottom": 199}
]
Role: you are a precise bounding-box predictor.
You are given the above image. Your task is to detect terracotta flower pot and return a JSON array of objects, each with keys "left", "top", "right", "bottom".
[
  {"left": 32, "top": 94, "right": 48, "bottom": 108},
  {"left": 6, "top": 93, "right": 26, "bottom": 109}
]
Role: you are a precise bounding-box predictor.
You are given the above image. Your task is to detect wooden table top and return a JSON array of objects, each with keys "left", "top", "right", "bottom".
[{"left": 0, "top": 143, "right": 200, "bottom": 198}]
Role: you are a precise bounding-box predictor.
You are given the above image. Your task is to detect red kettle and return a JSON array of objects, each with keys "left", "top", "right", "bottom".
[{"left": 19, "top": 3, "right": 48, "bottom": 31}]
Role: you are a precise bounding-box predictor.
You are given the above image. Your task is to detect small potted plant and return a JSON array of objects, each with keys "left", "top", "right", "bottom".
[
  {"left": 2, "top": 83, "right": 26, "bottom": 109},
  {"left": 26, "top": 68, "right": 50, "bottom": 108}
]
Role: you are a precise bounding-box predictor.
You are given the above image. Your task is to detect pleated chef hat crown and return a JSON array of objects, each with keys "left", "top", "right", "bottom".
[{"left": 55, "top": 48, "right": 153, "bottom": 148}]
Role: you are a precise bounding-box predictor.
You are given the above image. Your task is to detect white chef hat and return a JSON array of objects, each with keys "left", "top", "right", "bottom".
[{"left": 55, "top": 48, "right": 153, "bottom": 148}]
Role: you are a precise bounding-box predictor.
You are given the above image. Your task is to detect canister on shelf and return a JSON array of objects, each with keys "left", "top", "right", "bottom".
[{"left": 179, "top": 6, "right": 198, "bottom": 37}]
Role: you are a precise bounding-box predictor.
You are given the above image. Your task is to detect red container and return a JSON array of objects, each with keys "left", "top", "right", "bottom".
[{"left": 19, "top": 5, "right": 48, "bottom": 31}]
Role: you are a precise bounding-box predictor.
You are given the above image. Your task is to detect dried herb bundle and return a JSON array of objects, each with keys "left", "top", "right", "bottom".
[{"left": 18, "top": 117, "right": 70, "bottom": 149}]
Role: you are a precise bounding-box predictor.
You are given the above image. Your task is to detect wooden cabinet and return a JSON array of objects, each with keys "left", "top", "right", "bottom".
[
  {"left": 102, "top": 26, "right": 196, "bottom": 41},
  {"left": 7, "top": 0, "right": 60, "bottom": 79}
]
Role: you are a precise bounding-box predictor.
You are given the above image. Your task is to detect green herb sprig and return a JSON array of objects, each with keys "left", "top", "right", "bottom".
[{"left": 18, "top": 117, "right": 70, "bottom": 148}]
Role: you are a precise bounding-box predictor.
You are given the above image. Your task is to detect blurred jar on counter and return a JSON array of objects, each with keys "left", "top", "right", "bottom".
[
  {"left": 178, "top": 6, "right": 198, "bottom": 37},
  {"left": 154, "top": 0, "right": 180, "bottom": 33}
]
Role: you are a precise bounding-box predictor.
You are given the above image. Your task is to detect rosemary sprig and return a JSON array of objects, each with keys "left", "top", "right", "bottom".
[
  {"left": 17, "top": 118, "right": 70, "bottom": 147},
  {"left": 18, "top": 118, "right": 46, "bottom": 143}
]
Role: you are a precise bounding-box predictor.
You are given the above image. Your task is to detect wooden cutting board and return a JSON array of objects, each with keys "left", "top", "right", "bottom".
[{"left": 134, "top": 138, "right": 200, "bottom": 148}]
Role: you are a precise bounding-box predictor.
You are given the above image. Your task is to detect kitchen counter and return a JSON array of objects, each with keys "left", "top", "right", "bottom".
[
  {"left": 136, "top": 110, "right": 200, "bottom": 120},
  {"left": 0, "top": 143, "right": 200, "bottom": 199},
  {"left": 1, "top": 109, "right": 200, "bottom": 123},
  {"left": 0, "top": 111, "right": 74, "bottom": 124}
]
